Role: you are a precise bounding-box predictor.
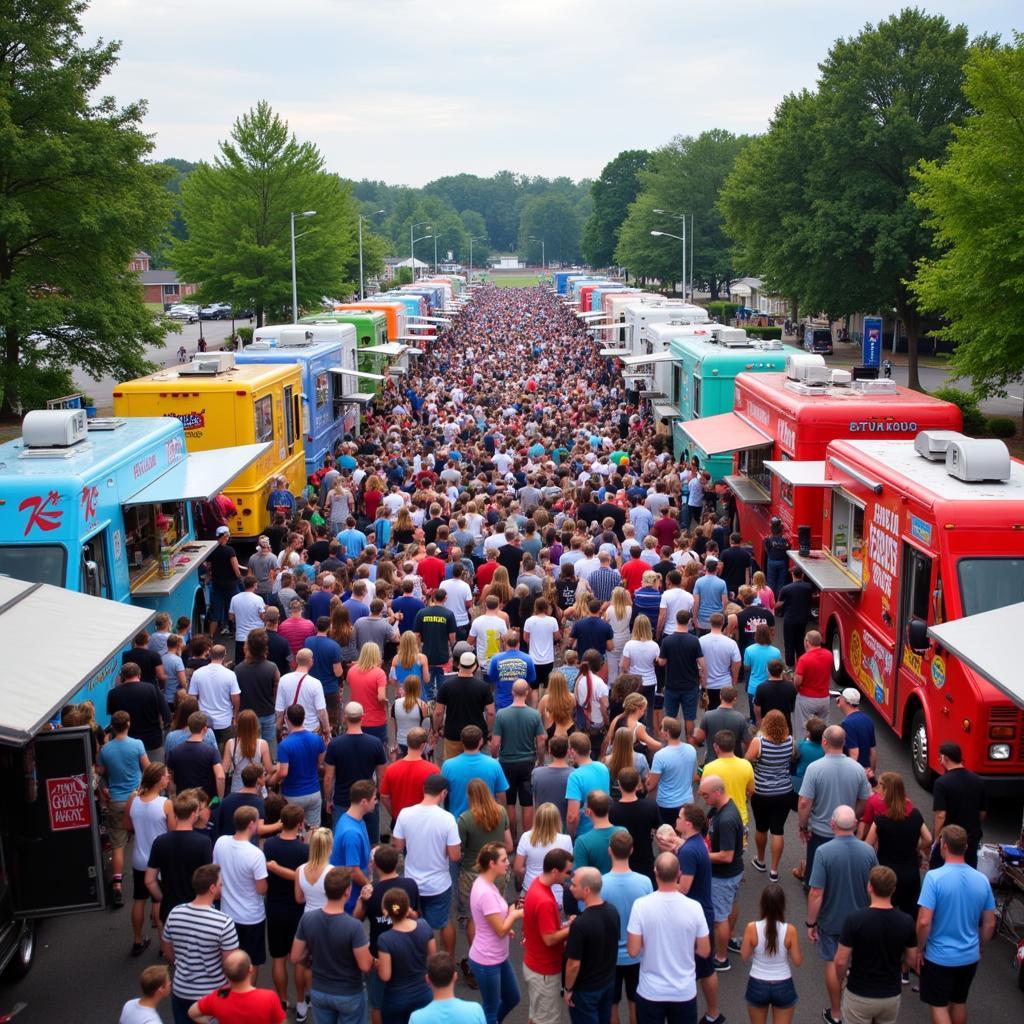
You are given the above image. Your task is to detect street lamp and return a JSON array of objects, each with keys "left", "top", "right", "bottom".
[
  {"left": 468, "top": 235, "right": 485, "bottom": 276},
  {"left": 358, "top": 209, "right": 384, "bottom": 300},
  {"left": 529, "top": 236, "right": 545, "bottom": 271},
  {"left": 410, "top": 221, "right": 431, "bottom": 280},
  {"left": 653, "top": 209, "right": 692, "bottom": 299},
  {"left": 434, "top": 232, "right": 442, "bottom": 274},
  {"left": 650, "top": 229, "right": 688, "bottom": 302},
  {"left": 291, "top": 209, "right": 316, "bottom": 323}
]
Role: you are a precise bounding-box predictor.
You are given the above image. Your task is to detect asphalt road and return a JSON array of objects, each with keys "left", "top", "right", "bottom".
[{"left": 3, "top": 696, "right": 1022, "bottom": 1024}]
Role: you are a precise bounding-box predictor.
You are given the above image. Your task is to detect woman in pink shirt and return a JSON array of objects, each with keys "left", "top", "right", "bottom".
[
  {"left": 468, "top": 843, "right": 523, "bottom": 1024},
  {"left": 346, "top": 642, "right": 388, "bottom": 746}
]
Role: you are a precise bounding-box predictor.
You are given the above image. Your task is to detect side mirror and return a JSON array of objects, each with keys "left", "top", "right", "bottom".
[
  {"left": 908, "top": 618, "right": 929, "bottom": 652},
  {"left": 83, "top": 559, "right": 100, "bottom": 597}
]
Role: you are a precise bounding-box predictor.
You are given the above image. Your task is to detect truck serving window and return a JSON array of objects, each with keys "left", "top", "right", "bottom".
[
  {"left": 0, "top": 545, "right": 66, "bottom": 587},
  {"left": 958, "top": 558, "right": 1024, "bottom": 617},
  {"left": 830, "top": 492, "right": 865, "bottom": 579},
  {"left": 254, "top": 395, "right": 274, "bottom": 444},
  {"left": 738, "top": 444, "right": 773, "bottom": 494}
]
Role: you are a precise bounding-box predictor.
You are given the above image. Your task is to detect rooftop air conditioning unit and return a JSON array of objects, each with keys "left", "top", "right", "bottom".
[
  {"left": 793, "top": 361, "right": 830, "bottom": 384},
  {"left": 785, "top": 353, "right": 826, "bottom": 380},
  {"left": 279, "top": 327, "right": 315, "bottom": 347},
  {"left": 753, "top": 338, "right": 783, "bottom": 350},
  {"left": 914, "top": 430, "right": 965, "bottom": 462},
  {"left": 853, "top": 378, "right": 897, "bottom": 394},
  {"left": 180, "top": 352, "right": 235, "bottom": 375},
  {"left": 715, "top": 327, "right": 751, "bottom": 348},
  {"left": 22, "top": 409, "right": 88, "bottom": 448},
  {"left": 945, "top": 437, "right": 1011, "bottom": 482},
  {"left": 830, "top": 369, "right": 853, "bottom": 386}
]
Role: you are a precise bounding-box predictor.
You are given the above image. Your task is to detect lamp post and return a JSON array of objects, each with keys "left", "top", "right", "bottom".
[
  {"left": 290, "top": 209, "right": 316, "bottom": 323},
  {"left": 468, "top": 235, "right": 485, "bottom": 276},
  {"left": 359, "top": 209, "right": 384, "bottom": 301},
  {"left": 652, "top": 209, "right": 688, "bottom": 299},
  {"left": 529, "top": 235, "right": 545, "bottom": 271},
  {"left": 434, "top": 232, "right": 441, "bottom": 274},
  {"left": 410, "top": 221, "right": 431, "bottom": 280}
]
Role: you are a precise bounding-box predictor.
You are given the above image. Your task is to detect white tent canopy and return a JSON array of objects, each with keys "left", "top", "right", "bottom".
[{"left": 125, "top": 444, "right": 270, "bottom": 506}]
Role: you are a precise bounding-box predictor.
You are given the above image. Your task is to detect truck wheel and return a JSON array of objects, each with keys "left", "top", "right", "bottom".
[
  {"left": 909, "top": 708, "right": 934, "bottom": 790},
  {"left": 830, "top": 626, "right": 849, "bottom": 684},
  {"left": 4, "top": 920, "right": 35, "bottom": 980}
]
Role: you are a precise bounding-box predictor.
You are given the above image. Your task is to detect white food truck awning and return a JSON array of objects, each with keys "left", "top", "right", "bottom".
[
  {"left": 124, "top": 443, "right": 270, "bottom": 506},
  {"left": 361, "top": 343, "right": 407, "bottom": 356},
  {"left": 600, "top": 348, "right": 633, "bottom": 357},
  {"left": 409, "top": 316, "right": 452, "bottom": 325},
  {"left": 765, "top": 461, "right": 841, "bottom": 488},
  {"left": 404, "top": 324, "right": 434, "bottom": 332},
  {"left": 677, "top": 412, "right": 770, "bottom": 457},
  {"left": 929, "top": 603, "right": 1024, "bottom": 709},
  {"left": 0, "top": 578, "right": 153, "bottom": 744},
  {"left": 653, "top": 402, "right": 681, "bottom": 421},
  {"left": 395, "top": 336, "right": 429, "bottom": 345},
  {"left": 620, "top": 351, "right": 676, "bottom": 366},
  {"left": 588, "top": 323, "right": 630, "bottom": 332},
  {"left": 329, "top": 367, "right": 386, "bottom": 382},
  {"left": 337, "top": 392, "right": 375, "bottom": 405},
  {"left": 786, "top": 550, "right": 863, "bottom": 592}
]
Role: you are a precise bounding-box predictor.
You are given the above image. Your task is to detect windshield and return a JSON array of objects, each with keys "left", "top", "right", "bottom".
[
  {"left": 0, "top": 545, "right": 67, "bottom": 587},
  {"left": 958, "top": 557, "right": 1024, "bottom": 617}
]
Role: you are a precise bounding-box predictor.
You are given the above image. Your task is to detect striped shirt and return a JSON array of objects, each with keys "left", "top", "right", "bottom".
[
  {"left": 752, "top": 737, "right": 795, "bottom": 796},
  {"left": 588, "top": 566, "right": 622, "bottom": 603},
  {"left": 162, "top": 902, "right": 238, "bottom": 999}
]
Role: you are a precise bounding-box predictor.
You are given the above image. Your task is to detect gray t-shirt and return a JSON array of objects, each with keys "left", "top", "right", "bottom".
[
  {"left": 799, "top": 754, "right": 872, "bottom": 837},
  {"left": 699, "top": 632, "right": 740, "bottom": 689},
  {"left": 807, "top": 835, "right": 877, "bottom": 935},
  {"left": 531, "top": 764, "right": 573, "bottom": 823},
  {"left": 354, "top": 616, "right": 395, "bottom": 655},
  {"left": 700, "top": 706, "right": 749, "bottom": 762},
  {"left": 295, "top": 909, "right": 369, "bottom": 995},
  {"left": 247, "top": 551, "right": 278, "bottom": 595},
  {"left": 493, "top": 706, "right": 544, "bottom": 764}
]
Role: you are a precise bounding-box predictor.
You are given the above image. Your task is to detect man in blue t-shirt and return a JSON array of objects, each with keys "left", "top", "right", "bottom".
[
  {"left": 391, "top": 580, "right": 426, "bottom": 635},
  {"left": 647, "top": 718, "right": 698, "bottom": 825},
  {"left": 917, "top": 824, "right": 996, "bottom": 1017},
  {"left": 487, "top": 635, "right": 536, "bottom": 709},
  {"left": 440, "top": 726, "right": 508, "bottom": 818},
  {"left": 331, "top": 780, "right": 376, "bottom": 913},
  {"left": 837, "top": 688, "right": 877, "bottom": 778},
  {"left": 275, "top": 705, "right": 326, "bottom": 830},
  {"left": 306, "top": 616, "right": 343, "bottom": 732},
  {"left": 565, "top": 733, "right": 611, "bottom": 838},
  {"left": 692, "top": 559, "right": 728, "bottom": 632}
]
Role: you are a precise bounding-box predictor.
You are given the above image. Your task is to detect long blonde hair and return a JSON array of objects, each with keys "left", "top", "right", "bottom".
[
  {"left": 356, "top": 641, "right": 382, "bottom": 672},
  {"left": 304, "top": 827, "right": 333, "bottom": 880},
  {"left": 466, "top": 778, "right": 502, "bottom": 833},
  {"left": 621, "top": 692, "right": 647, "bottom": 720},
  {"left": 571, "top": 588, "right": 591, "bottom": 621},
  {"left": 488, "top": 567, "right": 512, "bottom": 605},
  {"left": 396, "top": 630, "right": 420, "bottom": 670},
  {"left": 631, "top": 614, "right": 653, "bottom": 642},
  {"left": 609, "top": 586, "right": 630, "bottom": 622},
  {"left": 544, "top": 671, "right": 575, "bottom": 727},
  {"left": 401, "top": 672, "right": 422, "bottom": 713},
  {"left": 234, "top": 709, "right": 259, "bottom": 761},
  {"left": 394, "top": 507, "right": 414, "bottom": 534},
  {"left": 529, "top": 803, "right": 562, "bottom": 847},
  {"left": 607, "top": 727, "right": 637, "bottom": 786}
]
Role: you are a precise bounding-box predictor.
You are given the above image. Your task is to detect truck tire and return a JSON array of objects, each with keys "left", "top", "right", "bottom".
[
  {"left": 3, "top": 920, "right": 35, "bottom": 980},
  {"left": 909, "top": 707, "right": 935, "bottom": 790},
  {"left": 829, "top": 625, "right": 849, "bottom": 685}
]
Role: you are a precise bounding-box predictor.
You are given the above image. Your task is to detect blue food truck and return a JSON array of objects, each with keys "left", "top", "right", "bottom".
[{"left": 0, "top": 409, "right": 266, "bottom": 717}]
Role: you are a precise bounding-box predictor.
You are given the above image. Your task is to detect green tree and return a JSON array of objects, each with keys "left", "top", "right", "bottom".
[
  {"left": 171, "top": 101, "right": 359, "bottom": 325},
  {"left": 581, "top": 150, "right": 649, "bottom": 268},
  {"left": 517, "top": 195, "right": 581, "bottom": 265},
  {"left": 0, "top": 0, "right": 174, "bottom": 416},
  {"left": 459, "top": 209, "right": 490, "bottom": 268},
  {"left": 911, "top": 38, "right": 1024, "bottom": 400}
]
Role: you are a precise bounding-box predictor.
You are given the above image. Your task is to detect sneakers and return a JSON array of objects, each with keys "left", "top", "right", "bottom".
[
  {"left": 704, "top": 1016, "right": 727, "bottom": 1024},
  {"left": 901, "top": 971, "right": 910, "bottom": 985},
  {"left": 821, "top": 1010, "right": 841, "bottom": 1024},
  {"left": 130, "top": 936, "right": 150, "bottom": 957},
  {"left": 727, "top": 938, "right": 743, "bottom": 954},
  {"left": 712, "top": 958, "right": 731, "bottom": 972},
  {"left": 769, "top": 870, "right": 780, "bottom": 882},
  {"left": 295, "top": 1001, "right": 308, "bottom": 1023},
  {"left": 751, "top": 858, "right": 767, "bottom": 872}
]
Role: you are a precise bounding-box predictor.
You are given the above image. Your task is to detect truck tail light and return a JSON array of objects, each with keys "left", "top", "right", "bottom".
[{"left": 989, "top": 725, "right": 1016, "bottom": 740}]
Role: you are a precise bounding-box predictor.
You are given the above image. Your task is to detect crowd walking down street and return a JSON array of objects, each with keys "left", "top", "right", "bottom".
[{"left": 20, "top": 284, "right": 1017, "bottom": 1024}]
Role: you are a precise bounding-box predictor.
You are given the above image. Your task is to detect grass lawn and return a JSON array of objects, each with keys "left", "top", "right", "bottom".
[{"left": 491, "top": 275, "right": 543, "bottom": 288}]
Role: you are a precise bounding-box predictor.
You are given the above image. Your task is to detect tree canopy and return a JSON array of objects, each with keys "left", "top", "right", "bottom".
[
  {"left": 517, "top": 195, "right": 582, "bottom": 265},
  {"left": 581, "top": 149, "right": 649, "bottom": 269},
  {"left": 170, "top": 102, "right": 364, "bottom": 324},
  {"left": 911, "top": 36, "right": 1024, "bottom": 398},
  {"left": 0, "top": 0, "right": 173, "bottom": 415}
]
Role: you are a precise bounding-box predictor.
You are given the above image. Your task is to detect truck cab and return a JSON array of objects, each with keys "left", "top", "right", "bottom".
[{"left": 803, "top": 325, "right": 834, "bottom": 355}]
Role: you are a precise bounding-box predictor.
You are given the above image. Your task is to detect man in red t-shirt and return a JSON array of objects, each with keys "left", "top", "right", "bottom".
[
  {"left": 190, "top": 949, "right": 284, "bottom": 1023},
  {"left": 793, "top": 629, "right": 833, "bottom": 739},
  {"left": 522, "top": 848, "right": 574, "bottom": 1024},
  {"left": 380, "top": 728, "right": 440, "bottom": 826},
  {"left": 619, "top": 550, "right": 649, "bottom": 596},
  {"left": 278, "top": 599, "right": 316, "bottom": 658},
  {"left": 475, "top": 548, "right": 500, "bottom": 591},
  {"left": 416, "top": 544, "right": 447, "bottom": 595}
]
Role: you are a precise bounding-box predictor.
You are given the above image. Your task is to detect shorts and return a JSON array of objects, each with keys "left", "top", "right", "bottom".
[
  {"left": 919, "top": 958, "right": 978, "bottom": 1006},
  {"left": 132, "top": 868, "right": 155, "bottom": 902},
  {"left": 107, "top": 800, "right": 130, "bottom": 849},
  {"left": 266, "top": 905, "right": 302, "bottom": 959},
  {"left": 614, "top": 962, "right": 640, "bottom": 1003},
  {"left": 842, "top": 990, "right": 900, "bottom": 1024},
  {"left": 745, "top": 976, "right": 798, "bottom": 1009},
  {"left": 695, "top": 952, "right": 716, "bottom": 980},
  {"left": 502, "top": 760, "right": 534, "bottom": 806},
  {"left": 457, "top": 870, "right": 476, "bottom": 919},
  {"left": 366, "top": 968, "right": 385, "bottom": 1010},
  {"left": 710, "top": 874, "right": 743, "bottom": 922},
  {"left": 419, "top": 888, "right": 452, "bottom": 930},
  {"left": 816, "top": 931, "right": 840, "bottom": 962},
  {"left": 534, "top": 663, "right": 553, "bottom": 689},
  {"left": 209, "top": 584, "right": 239, "bottom": 623},
  {"left": 524, "top": 965, "right": 562, "bottom": 1024},
  {"left": 664, "top": 688, "right": 698, "bottom": 723},
  {"left": 234, "top": 920, "right": 267, "bottom": 966},
  {"left": 750, "top": 791, "right": 793, "bottom": 836}
]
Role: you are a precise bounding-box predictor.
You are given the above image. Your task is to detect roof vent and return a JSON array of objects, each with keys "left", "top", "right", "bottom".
[
  {"left": 914, "top": 430, "right": 965, "bottom": 461},
  {"left": 279, "top": 327, "right": 315, "bottom": 348},
  {"left": 714, "top": 327, "right": 752, "bottom": 348},
  {"left": 180, "top": 352, "right": 235, "bottom": 375},
  {"left": 785, "top": 353, "right": 826, "bottom": 380},
  {"left": 945, "top": 437, "right": 1011, "bottom": 482},
  {"left": 852, "top": 378, "right": 897, "bottom": 394},
  {"left": 830, "top": 369, "right": 853, "bottom": 386},
  {"left": 22, "top": 409, "right": 88, "bottom": 448}
]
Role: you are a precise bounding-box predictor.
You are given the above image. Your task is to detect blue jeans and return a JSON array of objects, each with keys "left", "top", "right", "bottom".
[
  {"left": 636, "top": 993, "right": 697, "bottom": 1024},
  {"left": 766, "top": 561, "right": 788, "bottom": 602},
  {"left": 171, "top": 994, "right": 193, "bottom": 1024},
  {"left": 426, "top": 665, "right": 445, "bottom": 702},
  {"left": 663, "top": 688, "right": 698, "bottom": 723},
  {"left": 469, "top": 957, "right": 521, "bottom": 1024},
  {"left": 311, "top": 987, "right": 367, "bottom": 1024},
  {"left": 569, "top": 980, "right": 615, "bottom": 1024},
  {"left": 258, "top": 712, "right": 277, "bottom": 760}
]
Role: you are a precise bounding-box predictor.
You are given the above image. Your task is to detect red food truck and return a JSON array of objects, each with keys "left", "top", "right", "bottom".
[
  {"left": 766, "top": 432, "right": 1024, "bottom": 787},
  {"left": 704, "top": 362, "right": 962, "bottom": 567}
]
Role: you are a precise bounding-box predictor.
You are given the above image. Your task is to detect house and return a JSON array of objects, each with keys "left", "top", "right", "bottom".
[
  {"left": 129, "top": 252, "right": 198, "bottom": 309},
  {"left": 728, "top": 277, "right": 787, "bottom": 316}
]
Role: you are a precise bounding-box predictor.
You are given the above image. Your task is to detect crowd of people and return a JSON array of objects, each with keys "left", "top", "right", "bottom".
[{"left": 94, "top": 285, "right": 999, "bottom": 1024}]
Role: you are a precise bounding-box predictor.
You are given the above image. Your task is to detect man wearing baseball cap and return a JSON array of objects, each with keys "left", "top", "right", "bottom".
[
  {"left": 836, "top": 688, "right": 877, "bottom": 779},
  {"left": 433, "top": 650, "right": 495, "bottom": 761},
  {"left": 205, "top": 525, "right": 241, "bottom": 637}
]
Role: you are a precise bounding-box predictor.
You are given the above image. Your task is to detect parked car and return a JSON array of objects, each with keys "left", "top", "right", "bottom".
[
  {"left": 233, "top": 306, "right": 255, "bottom": 319},
  {"left": 166, "top": 304, "right": 198, "bottom": 323},
  {"left": 802, "top": 325, "right": 834, "bottom": 355},
  {"left": 199, "top": 303, "right": 232, "bottom": 320}
]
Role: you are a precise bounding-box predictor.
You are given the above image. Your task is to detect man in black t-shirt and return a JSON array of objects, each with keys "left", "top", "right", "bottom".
[
  {"left": 205, "top": 526, "right": 242, "bottom": 637},
  {"left": 122, "top": 631, "right": 166, "bottom": 689},
  {"left": 775, "top": 566, "right": 815, "bottom": 668},
  {"left": 353, "top": 845, "right": 420, "bottom": 960},
  {"left": 167, "top": 713, "right": 224, "bottom": 800},
  {"left": 145, "top": 793, "right": 213, "bottom": 922},
  {"left": 323, "top": 708, "right": 388, "bottom": 831},
  {"left": 234, "top": 628, "right": 280, "bottom": 753},
  {"left": 657, "top": 610, "right": 705, "bottom": 738},
  {"left": 434, "top": 652, "right": 495, "bottom": 756},
  {"left": 261, "top": 803, "right": 308, "bottom": 1003},
  {"left": 733, "top": 590, "right": 775, "bottom": 656},
  {"left": 701, "top": 774, "right": 744, "bottom": 968},
  {"left": 414, "top": 596, "right": 457, "bottom": 702},
  {"left": 609, "top": 769, "right": 660, "bottom": 879},
  {"left": 262, "top": 608, "right": 293, "bottom": 676},
  {"left": 753, "top": 660, "right": 797, "bottom": 731},
  {"left": 564, "top": 867, "right": 620, "bottom": 1015},
  {"left": 929, "top": 742, "right": 987, "bottom": 869},
  {"left": 718, "top": 533, "right": 753, "bottom": 600},
  {"left": 834, "top": 865, "right": 917, "bottom": 1024},
  {"left": 107, "top": 662, "right": 170, "bottom": 757}
]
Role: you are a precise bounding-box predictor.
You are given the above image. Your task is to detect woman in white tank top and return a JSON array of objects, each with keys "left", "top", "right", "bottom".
[
  {"left": 294, "top": 827, "right": 333, "bottom": 914},
  {"left": 740, "top": 883, "right": 802, "bottom": 1024},
  {"left": 126, "top": 762, "right": 173, "bottom": 956}
]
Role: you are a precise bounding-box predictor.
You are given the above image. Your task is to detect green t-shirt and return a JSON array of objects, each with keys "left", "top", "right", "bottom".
[
  {"left": 572, "top": 825, "right": 628, "bottom": 875},
  {"left": 458, "top": 806, "right": 509, "bottom": 876},
  {"left": 492, "top": 705, "right": 544, "bottom": 764}
]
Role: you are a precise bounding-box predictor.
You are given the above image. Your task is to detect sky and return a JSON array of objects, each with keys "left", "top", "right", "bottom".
[{"left": 83, "top": 0, "right": 1019, "bottom": 187}]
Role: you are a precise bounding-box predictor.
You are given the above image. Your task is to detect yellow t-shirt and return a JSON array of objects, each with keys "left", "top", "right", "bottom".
[{"left": 702, "top": 756, "right": 754, "bottom": 827}]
